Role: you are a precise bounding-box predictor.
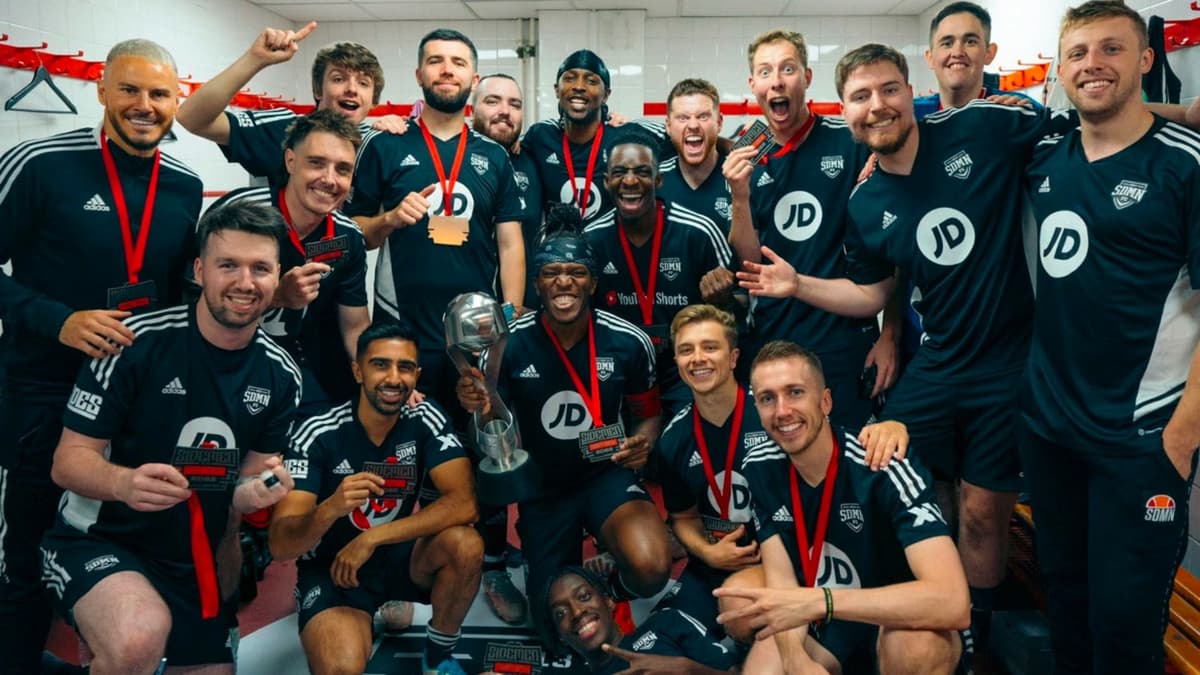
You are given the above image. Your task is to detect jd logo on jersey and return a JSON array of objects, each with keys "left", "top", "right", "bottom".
[
  {"left": 915, "top": 207, "right": 975, "bottom": 266},
  {"left": 943, "top": 151, "right": 973, "bottom": 180},
  {"left": 560, "top": 179, "right": 603, "bottom": 220},
  {"left": 427, "top": 182, "right": 477, "bottom": 221},
  {"left": 773, "top": 190, "right": 823, "bottom": 242},
  {"left": 1039, "top": 210, "right": 1089, "bottom": 279},
  {"left": 243, "top": 386, "right": 271, "bottom": 415},
  {"left": 707, "top": 470, "right": 754, "bottom": 522},
  {"left": 813, "top": 542, "right": 862, "bottom": 589},
  {"left": 541, "top": 391, "right": 593, "bottom": 440},
  {"left": 1111, "top": 180, "right": 1148, "bottom": 210}
]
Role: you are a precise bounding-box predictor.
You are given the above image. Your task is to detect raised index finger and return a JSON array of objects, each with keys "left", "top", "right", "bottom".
[{"left": 294, "top": 21, "right": 318, "bottom": 41}]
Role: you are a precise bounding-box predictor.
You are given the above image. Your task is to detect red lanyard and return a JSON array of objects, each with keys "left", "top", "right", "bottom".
[
  {"left": 99, "top": 132, "right": 160, "bottom": 284},
  {"left": 541, "top": 313, "right": 603, "bottom": 426},
  {"left": 277, "top": 189, "right": 334, "bottom": 257},
  {"left": 769, "top": 112, "right": 818, "bottom": 159},
  {"left": 693, "top": 386, "right": 746, "bottom": 519},
  {"left": 187, "top": 494, "right": 220, "bottom": 619},
  {"left": 562, "top": 124, "right": 604, "bottom": 216},
  {"left": 616, "top": 202, "right": 665, "bottom": 327},
  {"left": 418, "top": 119, "right": 470, "bottom": 216},
  {"left": 788, "top": 428, "right": 840, "bottom": 586}
]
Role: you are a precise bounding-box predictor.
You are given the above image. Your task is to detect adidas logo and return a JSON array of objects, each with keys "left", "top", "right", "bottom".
[
  {"left": 517, "top": 364, "right": 539, "bottom": 379},
  {"left": 756, "top": 172, "right": 774, "bottom": 187},
  {"left": 546, "top": 154, "right": 560, "bottom": 165},
  {"left": 688, "top": 452, "right": 703, "bottom": 468},
  {"left": 400, "top": 154, "right": 420, "bottom": 167},
  {"left": 333, "top": 459, "right": 353, "bottom": 475},
  {"left": 161, "top": 377, "right": 186, "bottom": 395},
  {"left": 1038, "top": 176, "right": 1051, "bottom": 193},
  {"left": 83, "top": 194, "right": 111, "bottom": 212},
  {"left": 602, "top": 261, "right": 619, "bottom": 275},
  {"left": 882, "top": 211, "right": 897, "bottom": 229},
  {"left": 772, "top": 505, "right": 793, "bottom": 523}
]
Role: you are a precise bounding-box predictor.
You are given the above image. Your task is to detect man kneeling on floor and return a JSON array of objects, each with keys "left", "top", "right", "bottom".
[
  {"left": 270, "top": 321, "right": 483, "bottom": 675},
  {"left": 716, "top": 340, "right": 970, "bottom": 674}
]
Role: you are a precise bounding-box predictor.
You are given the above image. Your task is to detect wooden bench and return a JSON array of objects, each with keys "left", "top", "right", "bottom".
[{"left": 1013, "top": 504, "right": 1200, "bottom": 674}]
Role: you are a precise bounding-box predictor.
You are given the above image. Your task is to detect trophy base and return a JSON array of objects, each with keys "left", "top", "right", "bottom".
[{"left": 476, "top": 449, "right": 542, "bottom": 506}]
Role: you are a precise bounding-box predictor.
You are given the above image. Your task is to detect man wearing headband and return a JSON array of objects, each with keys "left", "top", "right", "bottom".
[
  {"left": 522, "top": 50, "right": 667, "bottom": 225},
  {"left": 456, "top": 206, "right": 671, "bottom": 637}
]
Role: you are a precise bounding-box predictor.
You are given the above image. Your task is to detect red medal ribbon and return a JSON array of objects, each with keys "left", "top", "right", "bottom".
[
  {"left": 693, "top": 386, "right": 746, "bottom": 520},
  {"left": 769, "top": 111, "right": 819, "bottom": 160},
  {"left": 277, "top": 189, "right": 334, "bottom": 257},
  {"left": 541, "top": 313, "right": 603, "bottom": 426},
  {"left": 186, "top": 493, "right": 220, "bottom": 619},
  {"left": 616, "top": 202, "right": 665, "bottom": 327},
  {"left": 788, "top": 427, "right": 840, "bottom": 586},
  {"left": 562, "top": 124, "right": 604, "bottom": 216},
  {"left": 99, "top": 132, "right": 160, "bottom": 284},
  {"left": 418, "top": 119, "right": 470, "bottom": 216}
]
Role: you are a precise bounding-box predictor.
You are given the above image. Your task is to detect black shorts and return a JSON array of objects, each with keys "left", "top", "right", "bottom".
[
  {"left": 652, "top": 561, "right": 728, "bottom": 637},
  {"left": 295, "top": 540, "right": 432, "bottom": 631},
  {"left": 517, "top": 467, "right": 653, "bottom": 603},
  {"left": 881, "top": 366, "right": 1023, "bottom": 492},
  {"left": 40, "top": 525, "right": 236, "bottom": 667}
]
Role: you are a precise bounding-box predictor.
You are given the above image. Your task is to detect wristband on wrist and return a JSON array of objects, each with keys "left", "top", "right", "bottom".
[{"left": 822, "top": 586, "right": 833, "bottom": 625}]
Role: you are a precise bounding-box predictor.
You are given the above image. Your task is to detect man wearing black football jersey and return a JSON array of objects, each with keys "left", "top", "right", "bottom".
[
  {"left": 715, "top": 341, "right": 967, "bottom": 674},
  {"left": 586, "top": 132, "right": 735, "bottom": 414},
  {"left": 722, "top": 29, "right": 895, "bottom": 430},
  {"left": 543, "top": 566, "right": 737, "bottom": 674},
  {"left": 176, "top": 22, "right": 405, "bottom": 187},
  {"left": 345, "top": 29, "right": 526, "bottom": 423},
  {"left": 40, "top": 201, "right": 300, "bottom": 675},
  {"left": 456, "top": 226, "right": 672, "bottom": 636},
  {"left": 0, "top": 39, "right": 202, "bottom": 674},
  {"left": 271, "top": 321, "right": 481, "bottom": 675},
  {"left": 472, "top": 73, "right": 543, "bottom": 313},
  {"left": 521, "top": 50, "right": 667, "bottom": 226},
  {"left": 1021, "top": 4, "right": 1200, "bottom": 673},
  {"left": 208, "top": 110, "right": 370, "bottom": 415},
  {"left": 660, "top": 79, "right": 732, "bottom": 231}
]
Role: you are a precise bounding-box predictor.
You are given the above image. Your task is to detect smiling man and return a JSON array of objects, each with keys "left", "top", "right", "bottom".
[
  {"left": 522, "top": 50, "right": 667, "bottom": 225},
  {"left": 584, "top": 133, "right": 735, "bottom": 415},
  {"left": 40, "top": 201, "right": 300, "bottom": 675},
  {"left": 660, "top": 79, "right": 731, "bottom": 230},
  {"left": 0, "top": 39, "right": 202, "bottom": 674},
  {"left": 1020, "top": 3, "right": 1200, "bottom": 672},
  {"left": 177, "top": 22, "right": 392, "bottom": 188},
  {"left": 207, "top": 111, "right": 370, "bottom": 417},
  {"left": 271, "top": 321, "right": 482, "bottom": 675},
  {"left": 722, "top": 30, "right": 892, "bottom": 431}
]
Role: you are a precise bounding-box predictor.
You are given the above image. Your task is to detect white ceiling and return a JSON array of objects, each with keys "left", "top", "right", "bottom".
[{"left": 248, "top": 0, "right": 945, "bottom": 22}]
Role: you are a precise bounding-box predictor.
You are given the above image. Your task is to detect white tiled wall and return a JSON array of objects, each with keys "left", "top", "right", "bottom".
[{"left": 0, "top": 0, "right": 304, "bottom": 196}]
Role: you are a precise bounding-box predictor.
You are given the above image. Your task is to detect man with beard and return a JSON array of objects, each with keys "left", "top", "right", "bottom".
[
  {"left": 1020, "top": 4, "right": 1200, "bottom": 672},
  {"left": 345, "top": 29, "right": 525, "bottom": 426},
  {"left": 521, "top": 50, "right": 667, "bottom": 226},
  {"left": 40, "top": 201, "right": 300, "bottom": 675},
  {"left": 177, "top": 21, "right": 402, "bottom": 188},
  {"left": 0, "top": 39, "right": 201, "bottom": 674},
  {"left": 713, "top": 341, "right": 967, "bottom": 675},
  {"left": 542, "top": 566, "right": 737, "bottom": 674},
  {"left": 207, "top": 110, "right": 370, "bottom": 416},
  {"left": 471, "top": 73, "right": 544, "bottom": 312},
  {"left": 456, "top": 224, "right": 671, "bottom": 639},
  {"left": 467, "top": 72, "right": 540, "bottom": 626},
  {"left": 272, "top": 321, "right": 482, "bottom": 675},
  {"left": 585, "top": 132, "right": 734, "bottom": 415},
  {"left": 660, "top": 79, "right": 732, "bottom": 232},
  {"left": 738, "top": 41, "right": 1200, "bottom": 658},
  {"left": 722, "top": 30, "right": 895, "bottom": 431}
]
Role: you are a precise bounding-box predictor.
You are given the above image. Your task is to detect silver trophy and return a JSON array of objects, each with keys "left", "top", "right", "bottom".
[{"left": 445, "top": 293, "right": 541, "bottom": 505}]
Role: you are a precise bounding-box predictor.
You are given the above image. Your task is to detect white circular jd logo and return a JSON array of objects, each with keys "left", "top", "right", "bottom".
[
  {"left": 1038, "top": 210, "right": 1089, "bottom": 279},
  {"left": 540, "top": 390, "right": 593, "bottom": 440},
  {"left": 773, "top": 190, "right": 822, "bottom": 242},
  {"left": 427, "top": 182, "right": 476, "bottom": 221},
  {"left": 708, "top": 470, "right": 754, "bottom": 523},
  {"left": 560, "top": 178, "right": 603, "bottom": 221},
  {"left": 915, "top": 207, "right": 975, "bottom": 266}
]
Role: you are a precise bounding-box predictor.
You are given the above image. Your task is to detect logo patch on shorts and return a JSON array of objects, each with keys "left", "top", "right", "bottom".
[
  {"left": 1145, "top": 495, "right": 1176, "bottom": 522},
  {"left": 84, "top": 554, "right": 120, "bottom": 573},
  {"left": 301, "top": 586, "right": 321, "bottom": 610}
]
